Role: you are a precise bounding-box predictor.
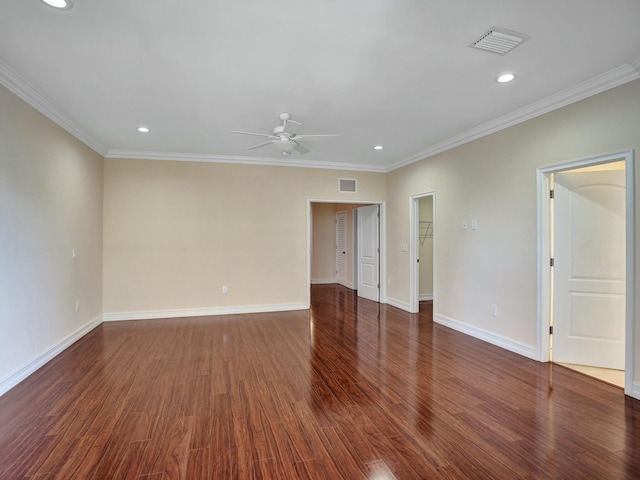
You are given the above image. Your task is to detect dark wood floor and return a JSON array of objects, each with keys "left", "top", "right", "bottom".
[{"left": 1, "top": 285, "right": 640, "bottom": 479}]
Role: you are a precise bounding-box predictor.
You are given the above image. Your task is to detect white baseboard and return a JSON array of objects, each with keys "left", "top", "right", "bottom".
[
  {"left": 386, "top": 297, "right": 411, "bottom": 312},
  {"left": 419, "top": 293, "right": 433, "bottom": 301},
  {"left": 435, "top": 314, "right": 538, "bottom": 360},
  {"left": 0, "top": 315, "right": 103, "bottom": 397},
  {"left": 311, "top": 278, "right": 337, "bottom": 285},
  {"left": 103, "top": 302, "right": 308, "bottom": 322}
]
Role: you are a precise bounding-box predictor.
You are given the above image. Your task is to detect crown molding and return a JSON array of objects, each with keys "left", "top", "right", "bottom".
[
  {"left": 0, "top": 60, "right": 108, "bottom": 155},
  {"left": 105, "top": 149, "right": 387, "bottom": 173},
  {"left": 386, "top": 61, "right": 640, "bottom": 172},
  {"left": 3, "top": 54, "right": 638, "bottom": 173}
]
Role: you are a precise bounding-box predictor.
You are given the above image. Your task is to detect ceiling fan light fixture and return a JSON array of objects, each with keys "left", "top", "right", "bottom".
[
  {"left": 374, "top": 145, "right": 384, "bottom": 150},
  {"left": 274, "top": 139, "right": 295, "bottom": 154},
  {"left": 137, "top": 126, "right": 150, "bottom": 133},
  {"left": 41, "top": 0, "right": 73, "bottom": 9}
]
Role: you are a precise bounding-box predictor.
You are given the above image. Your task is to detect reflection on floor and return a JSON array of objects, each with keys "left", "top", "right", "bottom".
[
  {"left": 556, "top": 362, "right": 624, "bottom": 389},
  {"left": 419, "top": 301, "right": 625, "bottom": 390}
]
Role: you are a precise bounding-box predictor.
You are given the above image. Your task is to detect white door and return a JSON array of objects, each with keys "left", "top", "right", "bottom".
[
  {"left": 357, "top": 204, "right": 380, "bottom": 302},
  {"left": 553, "top": 169, "right": 625, "bottom": 369},
  {"left": 335, "top": 211, "right": 347, "bottom": 287}
]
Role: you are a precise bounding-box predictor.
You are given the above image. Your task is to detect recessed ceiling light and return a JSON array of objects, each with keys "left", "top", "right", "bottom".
[
  {"left": 41, "top": 0, "right": 73, "bottom": 9},
  {"left": 137, "top": 126, "right": 150, "bottom": 133},
  {"left": 374, "top": 145, "right": 384, "bottom": 150},
  {"left": 497, "top": 73, "right": 515, "bottom": 83}
]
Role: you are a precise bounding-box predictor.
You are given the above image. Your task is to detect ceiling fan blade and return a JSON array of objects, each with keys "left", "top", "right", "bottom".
[
  {"left": 293, "top": 134, "right": 339, "bottom": 141},
  {"left": 283, "top": 119, "right": 301, "bottom": 134},
  {"left": 231, "top": 130, "right": 277, "bottom": 139},
  {"left": 293, "top": 141, "right": 310, "bottom": 154},
  {"left": 248, "top": 140, "right": 276, "bottom": 150}
]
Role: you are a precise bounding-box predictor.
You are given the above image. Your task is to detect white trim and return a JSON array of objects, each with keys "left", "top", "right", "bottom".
[
  {"left": 2, "top": 53, "right": 637, "bottom": 175},
  {"left": 537, "top": 150, "right": 636, "bottom": 399},
  {"left": 387, "top": 63, "right": 640, "bottom": 172},
  {"left": 0, "top": 60, "right": 107, "bottom": 155},
  {"left": 419, "top": 294, "right": 434, "bottom": 301},
  {"left": 311, "top": 278, "right": 337, "bottom": 285},
  {"left": 103, "top": 302, "right": 308, "bottom": 322},
  {"left": 0, "top": 315, "right": 103, "bottom": 397},
  {"left": 435, "top": 314, "right": 539, "bottom": 360},
  {"left": 386, "top": 297, "right": 411, "bottom": 312},
  {"left": 106, "top": 150, "right": 386, "bottom": 173}
]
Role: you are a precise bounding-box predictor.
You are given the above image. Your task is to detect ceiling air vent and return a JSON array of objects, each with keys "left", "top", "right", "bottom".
[
  {"left": 470, "top": 27, "right": 530, "bottom": 55},
  {"left": 339, "top": 178, "right": 357, "bottom": 193}
]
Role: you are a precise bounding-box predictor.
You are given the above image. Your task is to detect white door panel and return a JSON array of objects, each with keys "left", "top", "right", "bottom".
[
  {"left": 553, "top": 170, "right": 625, "bottom": 369},
  {"left": 357, "top": 205, "right": 379, "bottom": 302}
]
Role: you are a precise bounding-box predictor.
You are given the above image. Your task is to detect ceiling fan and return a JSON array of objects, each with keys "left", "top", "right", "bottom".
[{"left": 231, "top": 113, "right": 338, "bottom": 156}]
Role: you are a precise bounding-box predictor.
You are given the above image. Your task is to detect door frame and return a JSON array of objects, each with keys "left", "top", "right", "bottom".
[
  {"left": 410, "top": 192, "right": 436, "bottom": 313},
  {"left": 307, "top": 199, "right": 387, "bottom": 308},
  {"left": 537, "top": 150, "right": 635, "bottom": 396}
]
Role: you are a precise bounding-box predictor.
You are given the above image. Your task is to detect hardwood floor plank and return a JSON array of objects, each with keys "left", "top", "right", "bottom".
[{"left": 2, "top": 284, "right": 640, "bottom": 478}]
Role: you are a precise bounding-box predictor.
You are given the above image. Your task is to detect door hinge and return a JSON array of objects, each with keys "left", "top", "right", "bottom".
[
  {"left": 550, "top": 189, "right": 554, "bottom": 199},
  {"left": 550, "top": 258, "right": 554, "bottom": 267},
  {"left": 549, "top": 325, "right": 554, "bottom": 335}
]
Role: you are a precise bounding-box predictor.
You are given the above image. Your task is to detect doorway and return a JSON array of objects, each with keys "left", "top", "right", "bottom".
[
  {"left": 537, "top": 151, "right": 634, "bottom": 395},
  {"left": 307, "top": 199, "right": 386, "bottom": 308},
  {"left": 410, "top": 193, "right": 436, "bottom": 314}
]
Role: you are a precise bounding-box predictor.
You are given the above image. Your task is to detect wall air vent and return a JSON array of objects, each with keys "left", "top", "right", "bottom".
[
  {"left": 339, "top": 178, "right": 357, "bottom": 193},
  {"left": 470, "top": 27, "right": 530, "bottom": 55}
]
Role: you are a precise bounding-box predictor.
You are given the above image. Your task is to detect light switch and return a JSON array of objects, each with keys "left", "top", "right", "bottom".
[
  {"left": 462, "top": 220, "right": 468, "bottom": 230},
  {"left": 400, "top": 243, "right": 408, "bottom": 252},
  {"left": 471, "top": 219, "right": 478, "bottom": 230}
]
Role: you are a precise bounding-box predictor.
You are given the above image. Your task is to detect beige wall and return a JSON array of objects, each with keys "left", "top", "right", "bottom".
[
  {"left": 103, "top": 159, "right": 385, "bottom": 315},
  {"left": 0, "top": 85, "right": 103, "bottom": 391},
  {"left": 4, "top": 72, "right": 640, "bottom": 397},
  {"left": 385, "top": 79, "right": 640, "bottom": 379}
]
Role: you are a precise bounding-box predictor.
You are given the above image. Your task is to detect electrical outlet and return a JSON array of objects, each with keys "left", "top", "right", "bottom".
[
  {"left": 490, "top": 304, "right": 497, "bottom": 317},
  {"left": 72, "top": 247, "right": 77, "bottom": 259},
  {"left": 75, "top": 300, "right": 80, "bottom": 312},
  {"left": 222, "top": 285, "right": 228, "bottom": 294}
]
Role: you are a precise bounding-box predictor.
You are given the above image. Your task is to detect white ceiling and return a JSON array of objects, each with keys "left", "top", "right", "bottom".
[{"left": 1, "top": 0, "right": 639, "bottom": 172}]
